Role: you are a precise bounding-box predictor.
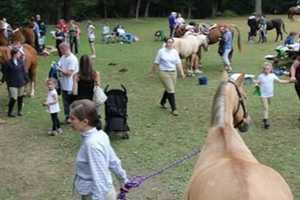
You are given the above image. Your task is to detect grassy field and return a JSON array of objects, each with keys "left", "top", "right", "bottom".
[{"left": 0, "top": 15, "right": 299, "bottom": 200}]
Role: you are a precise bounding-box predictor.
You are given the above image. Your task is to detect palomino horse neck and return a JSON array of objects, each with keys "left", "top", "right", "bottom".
[
  {"left": 185, "top": 75, "right": 293, "bottom": 200},
  {"left": 197, "top": 80, "right": 257, "bottom": 170}
]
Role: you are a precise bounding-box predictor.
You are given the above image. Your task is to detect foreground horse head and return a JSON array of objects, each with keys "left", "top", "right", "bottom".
[{"left": 184, "top": 73, "right": 293, "bottom": 200}]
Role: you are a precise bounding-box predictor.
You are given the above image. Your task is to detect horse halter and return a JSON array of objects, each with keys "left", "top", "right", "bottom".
[{"left": 228, "top": 80, "right": 248, "bottom": 129}]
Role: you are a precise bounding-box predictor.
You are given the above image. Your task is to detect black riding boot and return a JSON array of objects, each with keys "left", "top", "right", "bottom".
[
  {"left": 168, "top": 93, "right": 178, "bottom": 115},
  {"left": 17, "top": 96, "right": 24, "bottom": 116},
  {"left": 8, "top": 98, "right": 16, "bottom": 117},
  {"left": 263, "top": 118, "right": 270, "bottom": 129},
  {"left": 160, "top": 91, "right": 168, "bottom": 108}
]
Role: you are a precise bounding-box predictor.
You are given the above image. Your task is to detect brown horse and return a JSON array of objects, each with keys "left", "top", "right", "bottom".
[
  {"left": 288, "top": 7, "right": 300, "bottom": 20},
  {"left": 207, "top": 23, "right": 242, "bottom": 52},
  {"left": 0, "top": 29, "right": 9, "bottom": 46},
  {"left": 184, "top": 74, "right": 293, "bottom": 200},
  {"left": 0, "top": 44, "right": 38, "bottom": 96},
  {"left": 0, "top": 27, "right": 35, "bottom": 47}
]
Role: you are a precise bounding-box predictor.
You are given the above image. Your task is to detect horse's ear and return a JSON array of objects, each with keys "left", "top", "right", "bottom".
[
  {"left": 235, "top": 73, "right": 245, "bottom": 87},
  {"left": 222, "top": 70, "right": 229, "bottom": 81}
]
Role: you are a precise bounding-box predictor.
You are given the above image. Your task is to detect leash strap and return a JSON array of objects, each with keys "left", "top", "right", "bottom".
[{"left": 117, "top": 148, "right": 201, "bottom": 200}]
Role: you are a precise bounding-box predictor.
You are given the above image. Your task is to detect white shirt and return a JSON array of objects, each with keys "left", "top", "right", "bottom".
[
  {"left": 58, "top": 53, "right": 79, "bottom": 91},
  {"left": 154, "top": 47, "right": 181, "bottom": 71},
  {"left": 75, "top": 128, "right": 128, "bottom": 200},
  {"left": 117, "top": 28, "right": 125, "bottom": 35},
  {"left": 87, "top": 24, "right": 96, "bottom": 40},
  {"left": 176, "top": 17, "right": 185, "bottom": 26},
  {"left": 102, "top": 26, "right": 110, "bottom": 35},
  {"left": 47, "top": 89, "right": 60, "bottom": 113},
  {"left": 257, "top": 73, "right": 279, "bottom": 97}
]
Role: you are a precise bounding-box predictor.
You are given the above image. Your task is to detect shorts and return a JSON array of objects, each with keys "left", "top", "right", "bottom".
[{"left": 88, "top": 38, "right": 95, "bottom": 43}]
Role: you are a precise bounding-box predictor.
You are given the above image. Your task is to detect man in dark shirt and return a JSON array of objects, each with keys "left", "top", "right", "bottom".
[{"left": 2, "top": 48, "right": 28, "bottom": 117}]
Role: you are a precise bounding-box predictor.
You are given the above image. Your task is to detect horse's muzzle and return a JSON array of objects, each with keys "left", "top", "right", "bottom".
[{"left": 238, "top": 116, "right": 251, "bottom": 133}]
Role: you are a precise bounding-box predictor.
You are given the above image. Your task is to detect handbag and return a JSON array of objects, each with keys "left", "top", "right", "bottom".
[{"left": 93, "top": 85, "right": 107, "bottom": 105}]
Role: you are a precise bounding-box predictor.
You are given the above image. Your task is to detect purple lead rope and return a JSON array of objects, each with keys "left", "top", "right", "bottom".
[{"left": 117, "top": 148, "right": 201, "bottom": 200}]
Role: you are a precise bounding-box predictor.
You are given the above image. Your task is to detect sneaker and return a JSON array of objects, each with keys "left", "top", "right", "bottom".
[
  {"left": 187, "top": 69, "right": 193, "bottom": 76},
  {"left": 263, "top": 119, "right": 270, "bottom": 129},
  {"left": 48, "top": 130, "right": 57, "bottom": 136},
  {"left": 57, "top": 128, "right": 63, "bottom": 134},
  {"left": 171, "top": 110, "right": 179, "bottom": 116},
  {"left": 17, "top": 112, "right": 23, "bottom": 116}
]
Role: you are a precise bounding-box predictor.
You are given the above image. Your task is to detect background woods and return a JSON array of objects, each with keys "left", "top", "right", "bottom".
[{"left": 0, "top": 0, "right": 296, "bottom": 24}]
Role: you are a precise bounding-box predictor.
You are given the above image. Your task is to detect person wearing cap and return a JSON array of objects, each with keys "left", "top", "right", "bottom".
[
  {"left": 1, "top": 48, "right": 28, "bottom": 117},
  {"left": 168, "top": 12, "right": 177, "bottom": 37}
]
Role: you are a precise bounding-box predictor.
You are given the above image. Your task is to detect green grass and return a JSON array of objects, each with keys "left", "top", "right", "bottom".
[{"left": 0, "top": 16, "right": 299, "bottom": 200}]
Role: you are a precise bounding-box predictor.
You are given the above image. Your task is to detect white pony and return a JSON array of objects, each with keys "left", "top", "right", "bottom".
[{"left": 172, "top": 34, "right": 208, "bottom": 75}]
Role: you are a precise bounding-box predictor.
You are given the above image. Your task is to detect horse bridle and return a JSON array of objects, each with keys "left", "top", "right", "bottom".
[{"left": 228, "top": 80, "right": 248, "bottom": 128}]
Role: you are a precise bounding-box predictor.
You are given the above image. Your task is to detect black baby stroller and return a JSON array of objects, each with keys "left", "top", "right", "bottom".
[{"left": 104, "top": 84, "right": 129, "bottom": 139}]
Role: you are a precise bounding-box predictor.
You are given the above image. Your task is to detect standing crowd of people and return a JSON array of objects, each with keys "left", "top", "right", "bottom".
[{"left": 1, "top": 11, "right": 300, "bottom": 199}]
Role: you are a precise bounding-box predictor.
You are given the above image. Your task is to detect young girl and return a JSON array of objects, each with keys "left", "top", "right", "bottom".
[
  {"left": 255, "top": 63, "right": 291, "bottom": 129},
  {"left": 43, "top": 79, "right": 62, "bottom": 135}
]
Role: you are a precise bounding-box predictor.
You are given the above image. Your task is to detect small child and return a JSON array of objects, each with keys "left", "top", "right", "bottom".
[
  {"left": 43, "top": 78, "right": 62, "bottom": 136},
  {"left": 255, "top": 63, "right": 291, "bottom": 129}
]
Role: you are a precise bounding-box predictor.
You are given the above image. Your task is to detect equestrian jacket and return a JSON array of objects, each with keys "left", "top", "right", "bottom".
[{"left": 2, "top": 59, "right": 28, "bottom": 87}]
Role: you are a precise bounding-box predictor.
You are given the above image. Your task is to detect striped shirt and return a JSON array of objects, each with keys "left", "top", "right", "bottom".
[{"left": 74, "top": 128, "right": 128, "bottom": 200}]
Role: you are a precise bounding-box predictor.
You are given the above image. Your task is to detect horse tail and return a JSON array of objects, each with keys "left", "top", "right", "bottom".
[
  {"left": 231, "top": 24, "right": 242, "bottom": 52},
  {"left": 281, "top": 20, "right": 287, "bottom": 34}
]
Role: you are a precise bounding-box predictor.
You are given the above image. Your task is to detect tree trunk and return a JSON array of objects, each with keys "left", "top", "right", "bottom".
[
  {"left": 129, "top": 4, "right": 135, "bottom": 17},
  {"left": 103, "top": 5, "right": 108, "bottom": 18},
  {"left": 144, "top": 0, "right": 151, "bottom": 17},
  {"left": 211, "top": 0, "right": 218, "bottom": 17},
  {"left": 62, "top": 0, "right": 72, "bottom": 20},
  {"left": 255, "top": 0, "right": 262, "bottom": 15},
  {"left": 135, "top": 0, "right": 142, "bottom": 19},
  {"left": 187, "top": 6, "right": 192, "bottom": 19}
]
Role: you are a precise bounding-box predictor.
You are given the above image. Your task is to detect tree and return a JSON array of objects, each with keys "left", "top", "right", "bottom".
[
  {"left": 211, "top": 0, "right": 222, "bottom": 17},
  {"left": 255, "top": 0, "right": 262, "bottom": 15},
  {"left": 135, "top": 0, "right": 142, "bottom": 19}
]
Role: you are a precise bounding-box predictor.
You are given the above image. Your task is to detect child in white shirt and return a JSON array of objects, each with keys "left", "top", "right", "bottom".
[
  {"left": 43, "top": 78, "right": 62, "bottom": 135},
  {"left": 255, "top": 63, "right": 291, "bottom": 129}
]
